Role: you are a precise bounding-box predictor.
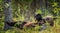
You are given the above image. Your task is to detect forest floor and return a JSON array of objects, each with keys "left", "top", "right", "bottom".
[{"left": 0, "top": 19, "right": 60, "bottom": 33}]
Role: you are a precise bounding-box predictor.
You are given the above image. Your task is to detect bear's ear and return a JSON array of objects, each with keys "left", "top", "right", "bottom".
[{"left": 53, "top": 18, "right": 57, "bottom": 20}]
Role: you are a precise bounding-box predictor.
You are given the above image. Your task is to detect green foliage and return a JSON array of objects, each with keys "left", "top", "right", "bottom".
[
  {"left": 0, "top": 0, "right": 3, "bottom": 2},
  {"left": 51, "top": 2, "right": 60, "bottom": 13},
  {"left": 52, "top": 2, "right": 58, "bottom": 7},
  {"left": 0, "top": 19, "right": 60, "bottom": 33},
  {"left": 36, "top": 9, "right": 42, "bottom": 14},
  {"left": 6, "top": 30, "right": 15, "bottom": 33},
  {"left": 0, "top": 0, "right": 3, "bottom": 12}
]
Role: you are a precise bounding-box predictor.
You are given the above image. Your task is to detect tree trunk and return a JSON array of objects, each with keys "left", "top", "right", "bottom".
[
  {"left": 33, "top": 0, "right": 36, "bottom": 16},
  {"left": 39, "top": 0, "right": 46, "bottom": 16},
  {"left": 30, "top": 0, "right": 36, "bottom": 16},
  {"left": 4, "top": 0, "right": 13, "bottom": 30}
]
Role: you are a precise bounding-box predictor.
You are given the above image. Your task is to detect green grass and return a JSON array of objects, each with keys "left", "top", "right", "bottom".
[{"left": 0, "top": 19, "right": 60, "bottom": 33}]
